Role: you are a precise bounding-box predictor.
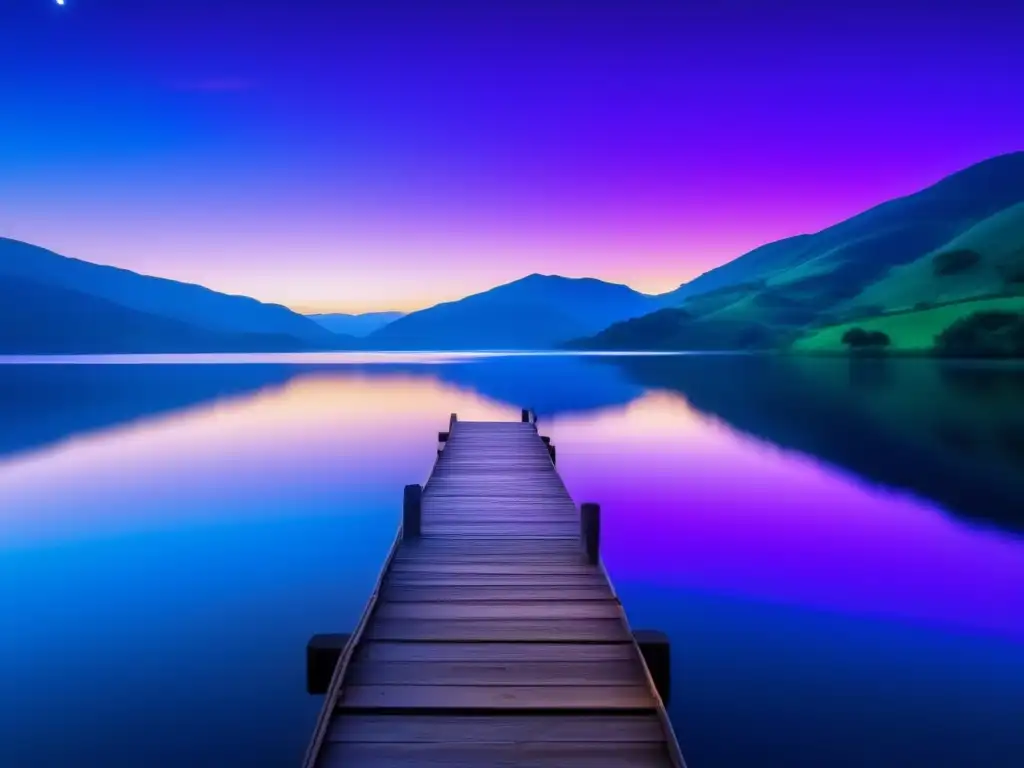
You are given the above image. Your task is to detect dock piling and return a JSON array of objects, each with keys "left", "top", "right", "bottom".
[
  {"left": 581, "top": 502, "right": 601, "bottom": 565},
  {"left": 634, "top": 629, "right": 672, "bottom": 705},
  {"left": 403, "top": 484, "right": 422, "bottom": 538},
  {"left": 305, "top": 633, "right": 350, "bottom": 695}
]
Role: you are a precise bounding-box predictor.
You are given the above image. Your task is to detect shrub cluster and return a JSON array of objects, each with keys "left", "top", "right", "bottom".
[
  {"left": 841, "top": 327, "right": 891, "bottom": 351},
  {"left": 934, "top": 311, "right": 1024, "bottom": 357}
]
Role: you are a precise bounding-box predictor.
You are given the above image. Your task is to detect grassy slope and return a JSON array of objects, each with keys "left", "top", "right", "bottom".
[
  {"left": 580, "top": 153, "right": 1024, "bottom": 352},
  {"left": 848, "top": 201, "right": 1024, "bottom": 312},
  {"left": 793, "top": 296, "right": 1024, "bottom": 353},
  {"left": 793, "top": 203, "right": 1024, "bottom": 353}
]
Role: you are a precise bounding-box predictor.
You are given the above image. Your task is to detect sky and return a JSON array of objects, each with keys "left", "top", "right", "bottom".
[{"left": 2, "top": 0, "right": 1022, "bottom": 313}]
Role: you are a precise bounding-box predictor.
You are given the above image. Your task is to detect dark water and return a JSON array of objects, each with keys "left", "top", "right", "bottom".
[{"left": 1, "top": 353, "right": 1022, "bottom": 767}]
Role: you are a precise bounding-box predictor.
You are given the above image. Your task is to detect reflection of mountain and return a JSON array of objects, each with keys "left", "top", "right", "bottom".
[
  {"left": 307, "top": 311, "right": 405, "bottom": 337},
  {"left": 0, "top": 355, "right": 643, "bottom": 465},
  {"left": 0, "top": 364, "right": 299, "bottom": 463},
  {"left": 606, "top": 354, "right": 1024, "bottom": 533},
  {"left": 426, "top": 355, "right": 645, "bottom": 417}
]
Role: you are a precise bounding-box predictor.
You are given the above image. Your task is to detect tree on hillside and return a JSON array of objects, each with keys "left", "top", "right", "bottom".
[
  {"left": 932, "top": 249, "right": 981, "bottom": 276},
  {"left": 841, "top": 327, "right": 891, "bottom": 353},
  {"left": 934, "top": 311, "right": 1024, "bottom": 357}
]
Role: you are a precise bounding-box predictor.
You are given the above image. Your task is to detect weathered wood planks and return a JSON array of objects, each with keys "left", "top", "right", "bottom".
[{"left": 304, "top": 414, "right": 685, "bottom": 768}]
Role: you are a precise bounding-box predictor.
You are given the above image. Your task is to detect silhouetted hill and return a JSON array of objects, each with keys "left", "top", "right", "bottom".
[
  {"left": 367, "top": 274, "right": 664, "bottom": 350},
  {"left": 0, "top": 276, "right": 329, "bottom": 354},
  {"left": 0, "top": 237, "right": 350, "bottom": 352},
  {"left": 577, "top": 153, "right": 1024, "bottom": 353}
]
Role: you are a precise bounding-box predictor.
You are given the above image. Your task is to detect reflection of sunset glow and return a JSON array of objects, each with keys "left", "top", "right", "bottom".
[
  {"left": 0, "top": 371, "right": 510, "bottom": 546},
  {"left": 552, "top": 392, "right": 1024, "bottom": 642}
]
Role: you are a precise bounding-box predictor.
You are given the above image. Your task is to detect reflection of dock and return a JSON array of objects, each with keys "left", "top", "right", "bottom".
[{"left": 303, "top": 410, "right": 686, "bottom": 767}]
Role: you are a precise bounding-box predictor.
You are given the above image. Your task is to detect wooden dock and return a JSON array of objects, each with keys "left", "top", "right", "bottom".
[{"left": 303, "top": 411, "right": 686, "bottom": 767}]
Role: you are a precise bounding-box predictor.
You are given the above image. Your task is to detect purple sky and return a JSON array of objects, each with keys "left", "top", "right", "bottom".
[{"left": 2, "top": 0, "right": 1022, "bottom": 312}]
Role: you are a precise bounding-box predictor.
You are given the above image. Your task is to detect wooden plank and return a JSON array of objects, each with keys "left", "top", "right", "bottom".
[
  {"left": 397, "top": 539, "right": 578, "bottom": 551},
  {"left": 391, "top": 553, "right": 584, "bottom": 564},
  {"left": 347, "top": 659, "right": 645, "bottom": 686},
  {"left": 337, "top": 684, "right": 655, "bottom": 710},
  {"left": 365, "top": 618, "right": 632, "bottom": 642},
  {"left": 327, "top": 713, "right": 667, "bottom": 743},
  {"left": 384, "top": 574, "right": 609, "bottom": 588},
  {"left": 355, "top": 642, "right": 638, "bottom": 664},
  {"left": 422, "top": 528, "right": 578, "bottom": 538},
  {"left": 374, "top": 600, "right": 621, "bottom": 621},
  {"left": 387, "top": 563, "right": 597, "bottom": 576},
  {"left": 381, "top": 585, "right": 614, "bottom": 602},
  {"left": 321, "top": 741, "right": 672, "bottom": 767}
]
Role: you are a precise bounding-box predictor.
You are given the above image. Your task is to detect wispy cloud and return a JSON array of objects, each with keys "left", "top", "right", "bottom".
[{"left": 170, "top": 78, "right": 257, "bottom": 93}]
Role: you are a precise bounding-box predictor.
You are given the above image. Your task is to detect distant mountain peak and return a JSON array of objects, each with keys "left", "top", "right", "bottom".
[{"left": 365, "top": 272, "right": 665, "bottom": 350}]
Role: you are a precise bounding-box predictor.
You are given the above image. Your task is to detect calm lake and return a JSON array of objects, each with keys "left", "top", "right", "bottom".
[{"left": 2, "top": 353, "right": 1022, "bottom": 767}]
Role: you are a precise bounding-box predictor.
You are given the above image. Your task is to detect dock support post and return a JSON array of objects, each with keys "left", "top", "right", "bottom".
[
  {"left": 540, "top": 435, "right": 551, "bottom": 445},
  {"left": 449, "top": 412, "right": 458, "bottom": 431},
  {"left": 634, "top": 630, "right": 671, "bottom": 705},
  {"left": 403, "top": 484, "right": 422, "bottom": 538},
  {"left": 438, "top": 431, "right": 449, "bottom": 443},
  {"left": 548, "top": 444, "right": 557, "bottom": 465},
  {"left": 306, "top": 633, "right": 350, "bottom": 694},
  {"left": 581, "top": 502, "right": 600, "bottom": 565},
  {"left": 521, "top": 408, "right": 531, "bottom": 423}
]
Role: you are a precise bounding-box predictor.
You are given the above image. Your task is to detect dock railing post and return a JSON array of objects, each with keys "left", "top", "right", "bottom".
[
  {"left": 539, "top": 434, "right": 556, "bottom": 464},
  {"left": 403, "top": 484, "right": 422, "bottom": 538},
  {"left": 581, "top": 502, "right": 600, "bottom": 565}
]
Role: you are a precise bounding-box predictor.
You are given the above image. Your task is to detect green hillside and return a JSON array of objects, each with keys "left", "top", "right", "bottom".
[
  {"left": 847, "top": 201, "right": 1024, "bottom": 313},
  {"left": 793, "top": 296, "right": 1024, "bottom": 353},
  {"left": 576, "top": 152, "right": 1024, "bottom": 356}
]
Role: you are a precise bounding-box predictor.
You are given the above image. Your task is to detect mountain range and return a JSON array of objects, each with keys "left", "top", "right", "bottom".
[{"left": 2, "top": 152, "right": 1023, "bottom": 355}]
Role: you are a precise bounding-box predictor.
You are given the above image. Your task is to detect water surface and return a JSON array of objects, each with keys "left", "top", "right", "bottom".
[{"left": 2, "top": 353, "right": 1022, "bottom": 767}]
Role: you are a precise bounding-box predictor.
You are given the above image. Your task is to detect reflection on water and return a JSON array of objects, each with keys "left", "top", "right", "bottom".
[{"left": 1, "top": 354, "right": 1022, "bottom": 768}]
